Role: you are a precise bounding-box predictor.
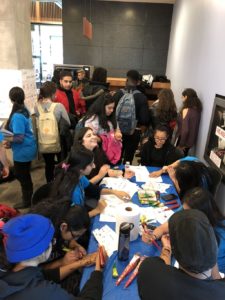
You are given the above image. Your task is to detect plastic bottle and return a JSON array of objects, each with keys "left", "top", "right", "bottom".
[{"left": 118, "top": 222, "right": 134, "bottom": 261}]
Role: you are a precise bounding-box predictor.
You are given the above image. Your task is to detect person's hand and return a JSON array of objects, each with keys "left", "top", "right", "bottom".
[
  {"left": 142, "top": 230, "right": 157, "bottom": 244},
  {"left": 98, "top": 164, "right": 110, "bottom": 178},
  {"left": 142, "top": 137, "right": 149, "bottom": 145},
  {"left": 113, "top": 190, "right": 130, "bottom": 201},
  {"left": 124, "top": 169, "right": 135, "bottom": 179},
  {"left": 2, "top": 141, "right": 11, "bottom": 149},
  {"left": 79, "top": 252, "right": 97, "bottom": 268},
  {"left": 2, "top": 166, "right": 9, "bottom": 178},
  {"left": 96, "top": 199, "right": 107, "bottom": 214},
  {"left": 107, "top": 169, "right": 123, "bottom": 178},
  {"left": 114, "top": 130, "right": 122, "bottom": 141},
  {"left": 95, "top": 246, "right": 108, "bottom": 271},
  {"left": 75, "top": 244, "right": 87, "bottom": 258},
  {"left": 149, "top": 170, "right": 163, "bottom": 178},
  {"left": 167, "top": 166, "right": 176, "bottom": 181},
  {"left": 62, "top": 250, "right": 80, "bottom": 265},
  {"left": 161, "top": 234, "right": 171, "bottom": 249}
]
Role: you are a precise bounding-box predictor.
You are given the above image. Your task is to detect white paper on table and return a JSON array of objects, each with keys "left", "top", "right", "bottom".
[
  {"left": 128, "top": 165, "right": 150, "bottom": 182},
  {"left": 153, "top": 207, "right": 174, "bottom": 224},
  {"left": 99, "top": 195, "right": 124, "bottom": 222},
  {"left": 139, "top": 207, "right": 156, "bottom": 222},
  {"left": 142, "top": 182, "right": 171, "bottom": 193},
  {"left": 100, "top": 177, "right": 140, "bottom": 198},
  {"left": 147, "top": 176, "right": 163, "bottom": 183},
  {"left": 92, "top": 225, "right": 118, "bottom": 257}
]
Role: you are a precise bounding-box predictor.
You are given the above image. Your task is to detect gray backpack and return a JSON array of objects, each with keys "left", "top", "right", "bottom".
[{"left": 116, "top": 89, "right": 140, "bottom": 135}]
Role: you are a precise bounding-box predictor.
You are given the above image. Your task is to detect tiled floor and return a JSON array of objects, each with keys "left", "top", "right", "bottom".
[{"left": 1, "top": 161, "right": 46, "bottom": 207}]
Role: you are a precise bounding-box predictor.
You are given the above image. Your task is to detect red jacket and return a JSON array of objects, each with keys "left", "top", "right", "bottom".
[{"left": 55, "top": 88, "right": 86, "bottom": 116}]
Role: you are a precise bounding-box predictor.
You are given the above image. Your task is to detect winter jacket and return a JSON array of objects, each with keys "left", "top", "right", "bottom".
[{"left": 0, "top": 267, "right": 103, "bottom": 300}]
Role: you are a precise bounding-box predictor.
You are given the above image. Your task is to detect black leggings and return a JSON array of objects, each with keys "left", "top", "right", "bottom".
[
  {"left": 42, "top": 153, "right": 61, "bottom": 183},
  {"left": 13, "top": 161, "right": 33, "bottom": 205}
]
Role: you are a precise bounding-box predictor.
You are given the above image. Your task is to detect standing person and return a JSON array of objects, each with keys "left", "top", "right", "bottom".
[
  {"left": 150, "top": 88, "right": 177, "bottom": 135},
  {"left": 176, "top": 88, "right": 202, "bottom": 155},
  {"left": 55, "top": 71, "right": 86, "bottom": 128},
  {"left": 113, "top": 70, "right": 150, "bottom": 164},
  {"left": 35, "top": 81, "right": 71, "bottom": 183},
  {"left": 3, "top": 87, "right": 37, "bottom": 209},
  {"left": 81, "top": 67, "right": 109, "bottom": 110},
  {"left": 74, "top": 69, "right": 89, "bottom": 91},
  {"left": 138, "top": 210, "right": 225, "bottom": 300},
  {"left": 0, "top": 214, "right": 106, "bottom": 300},
  {"left": 81, "top": 93, "right": 122, "bottom": 164}
]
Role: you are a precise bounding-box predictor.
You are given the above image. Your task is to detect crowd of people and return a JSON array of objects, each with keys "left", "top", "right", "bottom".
[{"left": 0, "top": 67, "right": 225, "bottom": 299}]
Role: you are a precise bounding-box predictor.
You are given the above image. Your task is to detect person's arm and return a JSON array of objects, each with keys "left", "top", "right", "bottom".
[
  {"left": 59, "top": 252, "right": 97, "bottom": 281},
  {"left": 77, "top": 247, "right": 107, "bottom": 300},
  {"left": 211, "top": 263, "right": 222, "bottom": 280},
  {"left": 0, "top": 145, "right": 9, "bottom": 178},
  {"left": 89, "top": 164, "right": 110, "bottom": 184},
  {"left": 142, "top": 222, "right": 169, "bottom": 244},
  {"left": 88, "top": 199, "right": 107, "bottom": 218},
  {"left": 149, "top": 159, "right": 181, "bottom": 178},
  {"left": 100, "top": 188, "right": 130, "bottom": 201},
  {"left": 160, "top": 235, "right": 171, "bottom": 265},
  {"left": 57, "top": 103, "right": 71, "bottom": 125},
  {"left": 82, "top": 89, "right": 104, "bottom": 101}
]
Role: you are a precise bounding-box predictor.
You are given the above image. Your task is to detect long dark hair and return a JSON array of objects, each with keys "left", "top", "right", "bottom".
[
  {"left": 73, "top": 127, "right": 93, "bottom": 148},
  {"left": 92, "top": 67, "right": 107, "bottom": 83},
  {"left": 156, "top": 89, "right": 177, "bottom": 122},
  {"left": 30, "top": 197, "right": 90, "bottom": 242},
  {"left": 83, "top": 93, "right": 117, "bottom": 132},
  {"left": 181, "top": 88, "right": 202, "bottom": 112},
  {"left": 175, "top": 161, "right": 212, "bottom": 199},
  {"left": 183, "top": 187, "right": 225, "bottom": 227},
  {"left": 5, "top": 87, "right": 29, "bottom": 130},
  {"left": 50, "top": 146, "right": 94, "bottom": 199}
]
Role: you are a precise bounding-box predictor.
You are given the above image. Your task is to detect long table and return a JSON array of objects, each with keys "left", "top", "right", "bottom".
[{"left": 80, "top": 167, "right": 180, "bottom": 300}]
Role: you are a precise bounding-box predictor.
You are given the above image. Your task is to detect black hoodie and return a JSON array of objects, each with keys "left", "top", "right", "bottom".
[{"left": 0, "top": 267, "right": 102, "bottom": 300}]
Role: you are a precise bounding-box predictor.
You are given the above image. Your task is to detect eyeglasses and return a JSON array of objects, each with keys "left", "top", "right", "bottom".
[{"left": 154, "top": 136, "right": 167, "bottom": 141}]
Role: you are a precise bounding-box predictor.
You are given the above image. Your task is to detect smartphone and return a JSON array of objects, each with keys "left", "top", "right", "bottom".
[{"left": 161, "top": 194, "right": 177, "bottom": 201}]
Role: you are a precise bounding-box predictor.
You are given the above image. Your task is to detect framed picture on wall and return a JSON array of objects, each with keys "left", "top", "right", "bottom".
[{"left": 204, "top": 94, "right": 225, "bottom": 181}]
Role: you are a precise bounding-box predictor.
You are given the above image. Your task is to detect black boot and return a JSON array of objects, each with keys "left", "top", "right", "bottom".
[{"left": 14, "top": 189, "right": 33, "bottom": 210}]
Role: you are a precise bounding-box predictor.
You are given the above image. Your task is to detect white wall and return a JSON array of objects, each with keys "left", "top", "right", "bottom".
[{"left": 166, "top": 0, "right": 225, "bottom": 212}]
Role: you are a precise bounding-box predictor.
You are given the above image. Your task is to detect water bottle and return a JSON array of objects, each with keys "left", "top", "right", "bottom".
[
  {"left": 125, "top": 161, "right": 130, "bottom": 171},
  {"left": 118, "top": 222, "right": 134, "bottom": 261}
]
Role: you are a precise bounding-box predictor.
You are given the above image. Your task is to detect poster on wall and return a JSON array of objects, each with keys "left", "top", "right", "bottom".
[
  {"left": 0, "top": 69, "right": 37, "bottom": 120},
  {"left": 204, "top": 94, "right": 225, "bottom": 182}
]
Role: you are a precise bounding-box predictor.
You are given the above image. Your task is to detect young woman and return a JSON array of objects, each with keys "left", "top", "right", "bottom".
[
  {"left": 51, "top": 147, "right": 130, "bottom": 217},
  {"left": 30, "top": 198, "right": 96, "bottom": 295},
  {"left": 142, "top": 187, "right": 225, "bottom": 274},
  {"left": 74, "top": 127, "right": 123, "bottom": 184},
  {"left": 150, "top": 88, "right": 177, "bottom": 133},
  {"left": 35, "top": 81, "right": 71, "bottom": 182},
  {"left": 83, "top": 93, "right": 122, "bottom": 139},
  {"left": 167, "top": 160, "right": 213, "bottom": 199},
  {"left": 81, "top": 67, "right": 109, "bottom": 110},
  {"left": 3, "top": 87, "right": 37, "bottom": 209},
  {"left": 140, "top": 125, "right": 183, "bottom": 167},
  {"left": 176, "top": 88, "right": 202, "bottom": 155},
  {"left": 0, "top": 214, "right": 107, "bottom": 300}
]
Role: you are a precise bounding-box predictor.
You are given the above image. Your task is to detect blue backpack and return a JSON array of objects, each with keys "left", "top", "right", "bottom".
[{"left": 116, "top": 89, "right": 140, "bottom": 135}]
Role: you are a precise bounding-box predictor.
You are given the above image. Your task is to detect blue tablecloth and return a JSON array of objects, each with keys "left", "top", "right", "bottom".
[{"left": 80, "top": 167, "right": 180, "bottom": 300}]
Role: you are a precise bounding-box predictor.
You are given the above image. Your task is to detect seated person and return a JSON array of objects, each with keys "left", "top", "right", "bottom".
[
  {"left": 149, "top": 155, "right": 199, "bottom": 177},
  {"left": 140, "top": 125, "right": 183, "bottom": 167},
  {"left": 142, "top": 187, "right": 225, "bottom": 274},
  {"left": 138, "top": 209, "right": 225, "bottom": 300},
  {"left": 51, "top": 147, "right": 130, "bottom": 217},
  {"left": 0, "top": 213, "right": 106, "bottom": 300},
  {"left": 73, "top": 127, "right": 123, "bottom": 183},
  {"left": 30, "top": 198, "right": 95, "bottom": 295}
]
